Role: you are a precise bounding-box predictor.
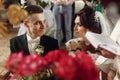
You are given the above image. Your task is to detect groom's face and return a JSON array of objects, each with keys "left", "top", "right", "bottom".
[{"left": 26, "top": 13, "right": 47, "bottom": 38}]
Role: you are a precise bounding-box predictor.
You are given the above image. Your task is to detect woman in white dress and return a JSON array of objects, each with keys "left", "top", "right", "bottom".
[
  {"left": 66, "top": 5, "right": 102, "bottom": 51},
  {"left": 65, "top": 5, "right": 118, "bottom": 80}
]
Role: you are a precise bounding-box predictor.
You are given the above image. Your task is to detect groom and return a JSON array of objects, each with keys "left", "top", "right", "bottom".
[{"left": 10, "top": 5, "right": 59, "bottom": 56}]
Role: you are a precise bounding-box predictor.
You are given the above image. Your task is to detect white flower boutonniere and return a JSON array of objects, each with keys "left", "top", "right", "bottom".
[{"left": 34, "top": 45, "right": 44, "bottom": 55}]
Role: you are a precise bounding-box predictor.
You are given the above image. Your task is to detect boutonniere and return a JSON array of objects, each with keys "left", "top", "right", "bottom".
[{"left": 34, "top": 45, "right": 44, "bottom": 55}]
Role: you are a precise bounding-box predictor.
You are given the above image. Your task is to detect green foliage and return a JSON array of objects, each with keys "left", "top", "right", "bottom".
[{"left": 39, "top": 1, "right": 48, "bottom": 8}]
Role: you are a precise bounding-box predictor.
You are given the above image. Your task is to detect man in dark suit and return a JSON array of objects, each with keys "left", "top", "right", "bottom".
[{"left": 10, "top": 5, "right": 59, "bottom": 56}]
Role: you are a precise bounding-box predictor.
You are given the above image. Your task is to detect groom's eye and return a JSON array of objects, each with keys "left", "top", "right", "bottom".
[{"left": 34, "top": 21, "right": 42, "bottom": 25}]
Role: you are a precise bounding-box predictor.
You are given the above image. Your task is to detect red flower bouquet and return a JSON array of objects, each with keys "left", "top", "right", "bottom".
[
  {"left": 6, "top": 52, "right": 48, "bottom": 79},
  {"left": 5, "top": 49, "right": 99, "bottom": 80}
]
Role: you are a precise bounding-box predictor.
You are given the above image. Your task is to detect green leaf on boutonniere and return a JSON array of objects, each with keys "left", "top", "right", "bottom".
[{"left": 34, "top": 45, "right": 44, "bottom": 55}]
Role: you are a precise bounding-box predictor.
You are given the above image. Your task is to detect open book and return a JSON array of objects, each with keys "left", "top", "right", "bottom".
[{"left": 85, "top": 32, "right": 120, "bottom": 55}]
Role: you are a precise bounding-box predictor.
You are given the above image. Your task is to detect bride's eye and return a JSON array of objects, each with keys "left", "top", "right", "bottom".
[
  {"left": 78, "top": 23, "right": 82, "bottom": 26},
  {"left": 75, "top": 23, "right": 82, "bottom": 27}
]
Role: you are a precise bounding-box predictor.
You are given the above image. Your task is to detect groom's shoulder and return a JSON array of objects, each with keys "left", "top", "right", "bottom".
[
  {"left": 10, "top": 34, "right": 25, "bottom": 41},
  {"left": 42, "top": 35, "right": 57, "bottom": 41}
]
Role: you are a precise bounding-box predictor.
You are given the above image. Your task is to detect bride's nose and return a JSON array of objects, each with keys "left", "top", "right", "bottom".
[{"left": 74, "top": 25, "right": 78, "bottom": 31}]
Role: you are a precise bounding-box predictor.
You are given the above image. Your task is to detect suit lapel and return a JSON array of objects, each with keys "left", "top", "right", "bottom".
[
  {"left": 40, "top": 35, "right": 47, "bottom": 54},
  {"left": 40, "top": 35, "right": 46, "bottom": 47},
  {"left": 22, "top": 34, "right": 30, "bottom": 55},
  {"left": 40, "top": 35, "right": 44, "bottom": 45}
]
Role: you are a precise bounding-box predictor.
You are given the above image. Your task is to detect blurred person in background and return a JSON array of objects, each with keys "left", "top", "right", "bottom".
[{"left": 50, "top": 0, "right": 75, "bottom": 46}]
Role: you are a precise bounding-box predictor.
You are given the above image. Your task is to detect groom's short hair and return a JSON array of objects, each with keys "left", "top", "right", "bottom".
[{"left": 25, "top": 5, "right": 43, "bottom": 15}]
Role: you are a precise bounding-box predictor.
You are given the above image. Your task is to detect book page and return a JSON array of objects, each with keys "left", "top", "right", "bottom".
[
  {"left": 99, "top": 44, "right": 120, "bottom": 55},
  {"left": 85, "top": 32, "right": 120, "bottom": 54}
]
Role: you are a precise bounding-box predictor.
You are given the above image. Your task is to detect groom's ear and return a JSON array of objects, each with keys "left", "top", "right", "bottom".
[{"left": 23, "top": 20, "right": 29, "bottom": 28}]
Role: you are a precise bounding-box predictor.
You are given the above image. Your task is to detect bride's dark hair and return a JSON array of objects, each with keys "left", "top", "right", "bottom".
[{"left": 76, "top": 6, "right": 102, "bottom": 34}]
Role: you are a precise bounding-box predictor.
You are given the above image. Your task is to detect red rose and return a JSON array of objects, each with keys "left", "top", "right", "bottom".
[
  {"left": 6, "top": 51, "right": 23, "bottom": 73},
  {"left": 53, "top": 55, "right": 78, "bottom": 80},
  {"left": 45, "top": 49, "right": 68, "bottom": 65},
  {"left": 75, "top": 52, "right": 99, "bottom": 80},
  {"left": 18, "top": 53, "right": 48, "bottom": 76}
]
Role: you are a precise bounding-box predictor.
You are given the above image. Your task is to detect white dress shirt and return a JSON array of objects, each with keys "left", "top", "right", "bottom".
[{"left": 26, "top": 34, "right": 40, "bottom": 53}]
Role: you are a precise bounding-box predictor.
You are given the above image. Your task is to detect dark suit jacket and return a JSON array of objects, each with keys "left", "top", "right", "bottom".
[{"left": 10, "top": 34, "right": 59, "bottom": 56}]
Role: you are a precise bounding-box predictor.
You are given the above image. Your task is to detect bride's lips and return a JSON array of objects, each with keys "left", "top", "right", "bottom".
[{"left": 75, "top": 31, "right": 80, "bottom": 33}]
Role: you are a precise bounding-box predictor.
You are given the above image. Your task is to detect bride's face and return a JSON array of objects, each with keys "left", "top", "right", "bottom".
[{"left": 74, "top": 16, "right": 86, "bottom": 38}]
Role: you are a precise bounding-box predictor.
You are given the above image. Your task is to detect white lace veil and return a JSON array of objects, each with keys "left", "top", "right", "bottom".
[
  {"left": 110, "top": 18, "right": 120, "bottom": 45},
  {"left": 95, "top": 11, "right": 114, "bottom": 36}
]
